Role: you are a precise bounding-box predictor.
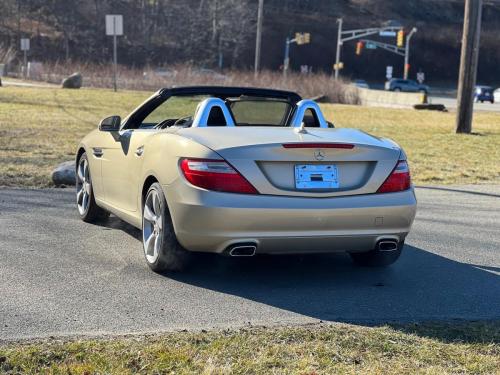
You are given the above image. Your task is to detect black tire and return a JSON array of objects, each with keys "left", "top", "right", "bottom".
[
  {"left": 393, "top": 87, "right": 401, "bottom": 92},
  {"left": 142, "top": 183, "right": 192, "bottom": 273},
  {"left": 490, "top": 100, "right": 494, "bottom": 104},
  {"left": 350, "top": 241, "right": 404, "bottom": 267},
  {"left": 76, "top": 152, "right": 109, "bottom": 223}
]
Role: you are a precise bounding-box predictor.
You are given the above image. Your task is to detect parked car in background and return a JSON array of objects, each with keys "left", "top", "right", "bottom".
[
  {"left": 385, "top": 78, "right": 429, "bottom": 94},
  {"left": 353, "top": 79, "right": 369, "bottom": 89},
  {"left": 474, "top": 86, "right": 494, "bottom": 103},
  {"left": 494, "top": 88, "right": 500, "bottom": 103}
]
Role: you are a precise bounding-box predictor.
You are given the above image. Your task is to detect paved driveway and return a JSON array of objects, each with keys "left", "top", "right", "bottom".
[{"left": 0, "top": 185, "right": 499, "bottom": 341}]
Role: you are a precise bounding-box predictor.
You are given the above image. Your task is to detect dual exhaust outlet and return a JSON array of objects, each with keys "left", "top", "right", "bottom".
[{"left": 226, "top": 239, "right": 399, "bottom": 257}]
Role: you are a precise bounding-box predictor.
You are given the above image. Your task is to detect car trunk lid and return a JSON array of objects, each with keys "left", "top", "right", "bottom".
[{"left": 178, "top": 127, "right": 401, "bottom": 196}]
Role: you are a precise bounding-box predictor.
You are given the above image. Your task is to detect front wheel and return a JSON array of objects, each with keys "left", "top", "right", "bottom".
[
  {"left": 350, "top": 241, "right": 404, "bottom": 267},
  {"left": 76, "top": 152, "right": 109, "bottom": 223},
  {"left": 142, "top": 183, "right": 191, "bottom": 273}
]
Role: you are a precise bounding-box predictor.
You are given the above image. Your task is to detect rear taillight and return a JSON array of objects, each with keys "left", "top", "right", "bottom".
[
  {"left": 180, "top": 158, "right": 258, "bottom": 194},
  {"left": 377, "top": 160, "right": 411, "bottom": 193}
]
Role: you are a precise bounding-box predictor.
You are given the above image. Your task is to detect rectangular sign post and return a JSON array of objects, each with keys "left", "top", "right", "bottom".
[
  {"left": 20, "top": 38, "right": 30, "bottom": 79},
  {"left": 105, "top": 15, "right": 123, "bottom": 92}
]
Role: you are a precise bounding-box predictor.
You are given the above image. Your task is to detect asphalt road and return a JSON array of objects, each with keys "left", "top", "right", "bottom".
[
  {"left": 1, "top": 186, "right": 499, "bottom": 341},
  {"left": 429, "top": 95, "right": 500, "bottom": 112}
]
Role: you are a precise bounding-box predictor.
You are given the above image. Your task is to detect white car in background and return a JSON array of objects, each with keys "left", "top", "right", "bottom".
[{"left": 494, "top": 88, "right": 500, "bottom": 103}]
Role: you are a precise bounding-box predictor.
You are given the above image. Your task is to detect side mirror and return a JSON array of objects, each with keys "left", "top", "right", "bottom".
[
  {"left": 99, "top": 115, "right": 121, "bottom": 132},
  {"left": 327, "top": 121, "right": 335, "bottom": 128}
]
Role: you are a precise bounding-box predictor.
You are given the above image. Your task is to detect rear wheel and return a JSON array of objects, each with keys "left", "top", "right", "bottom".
[
  {"left": 350, "top": 241, "right": 404, "bottom": 267},
  {"left": 76, "top": 152, "right": 109, "bottom": 223},
  {"left": 142, "top": 183, "right": 191, "bottom": 273},
  {"left": 393, "top": 87, "right": 401, "bottom": 92}
]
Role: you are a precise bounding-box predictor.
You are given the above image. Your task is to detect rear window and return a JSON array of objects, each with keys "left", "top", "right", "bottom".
[{"left": 229, "top": 100, "right": 291, "bottom": 126}]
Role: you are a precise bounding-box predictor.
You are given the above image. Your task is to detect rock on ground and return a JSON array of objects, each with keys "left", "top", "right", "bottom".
[
  {"left": 61, "top": 73, "right": 82, "bottom": 89},
  {"left": 52, "top": 160, "right": 76, "bottom": 186}
]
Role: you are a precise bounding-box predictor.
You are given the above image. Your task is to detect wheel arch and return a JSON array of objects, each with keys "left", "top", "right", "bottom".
[
  {"left": 76, "top": 146, "right": 86, "bottom": 164},
  {"left": 141, "top": 175, "right": 160, "bottom": 211}
]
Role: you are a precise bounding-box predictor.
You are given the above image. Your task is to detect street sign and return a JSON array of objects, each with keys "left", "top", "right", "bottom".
[
  {"left": 417, "top": 72, "right": 425, "bottom": 84},
  {"left": 379, "top": 31, "right": 396, "bottom": 37},
  {"left": 365, "top": 42, "right": 377, "bottom": 49},
  {"left": 386, "top": 65, "right": 393, "bottom": 80},
  {"left": 20, "top": 38, "right": 30, "bottom": 51},
  {"left": 106, "top": 15, "right": 123, "bottom": 36}
]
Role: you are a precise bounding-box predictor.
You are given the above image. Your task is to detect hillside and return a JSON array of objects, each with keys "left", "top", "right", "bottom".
[{"left": 1, "top": 0, "right": 499, "bottom": 83}]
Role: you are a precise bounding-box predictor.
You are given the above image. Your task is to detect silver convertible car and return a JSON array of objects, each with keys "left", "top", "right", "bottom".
[{"left": 76, "top": 86, "right": 416, "bottom": 272}]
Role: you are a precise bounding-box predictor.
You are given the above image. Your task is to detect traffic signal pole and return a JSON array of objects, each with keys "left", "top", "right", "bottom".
[
  {"left": 333, "top": 20, "right": 403, "bottom": 80},
  {"left": 283, "top": 33, "right": 310, "bottom": 78},
  {"left": 403, "top": 28, "right": 417, "bottom": 79},
  {"left": 334, "top": 18, "right": 342, "bottom": 80},
  {"left": 283, "top": 37, "right": 291, "bottom": 78}
]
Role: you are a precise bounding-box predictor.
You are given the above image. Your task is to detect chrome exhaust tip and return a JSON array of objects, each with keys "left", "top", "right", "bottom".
[
  {"left": 228, "top": 244, "right": 257, "bottom": 257},
  {"left": 377, "top": 240, "right": 399, "bottom": 252}
]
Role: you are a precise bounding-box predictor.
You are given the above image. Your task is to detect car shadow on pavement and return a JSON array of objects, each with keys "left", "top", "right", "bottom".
[{"left": 167, "top": 244, "right": 500, "bottom": 342}]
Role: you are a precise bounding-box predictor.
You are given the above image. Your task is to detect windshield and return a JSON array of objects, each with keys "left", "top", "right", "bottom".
[{"left": 138, "top": 95, "right": 293, "bottom": 128}]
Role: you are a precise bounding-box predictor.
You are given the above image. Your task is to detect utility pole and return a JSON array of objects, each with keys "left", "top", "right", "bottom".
[
  {"left": 403, "top": 27, "right": 417, "bottom": 79},
  {"left": 456, "top": 0, "right": 483, "bottom": 134},
  {"left": 334, "top": 18, "right": 342, "bottom": 80},
  {"left": 254, "top": 0, "right": 264, "bottom": 77}
]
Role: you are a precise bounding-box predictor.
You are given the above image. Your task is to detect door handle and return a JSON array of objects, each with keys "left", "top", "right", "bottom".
[
  {"left": 93, "top": 148, "right": 103, "bottom": 157},
  {"left": 135, "top": 146, "right": 144, "bottom": 157}
]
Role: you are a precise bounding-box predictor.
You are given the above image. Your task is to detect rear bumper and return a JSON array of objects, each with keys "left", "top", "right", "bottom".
[{"left": 164, "top": 182, "right": 417, "bottom": 254}]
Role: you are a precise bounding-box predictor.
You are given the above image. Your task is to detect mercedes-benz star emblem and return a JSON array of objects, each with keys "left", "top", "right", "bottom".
[{"left": 314, "top": 149, "right": 325, "bottom": 161}]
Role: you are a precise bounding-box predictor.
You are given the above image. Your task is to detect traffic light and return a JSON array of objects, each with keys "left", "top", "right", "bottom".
[
  {"left": 356, "top": 41, "right": 364, "bottom": 55},
  {"left": 397, "top": 30, "right": 404, "bottom": 47},
  {"left": 295, "top": 32, "right": 311, "bottom": 45}
]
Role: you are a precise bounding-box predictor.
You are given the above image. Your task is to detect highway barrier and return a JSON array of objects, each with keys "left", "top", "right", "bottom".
[{"left": 345, "top": 86, "right": 427, "bottom": 108}]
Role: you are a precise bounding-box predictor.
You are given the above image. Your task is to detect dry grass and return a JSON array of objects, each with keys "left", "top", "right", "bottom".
[
  {"left": 0, "top": 86, "right": 499, "bottom": 187},
  {"left": 323, "top": 105, "right": 500, "bottom": 185},
  {"left": 11, "top": 62, "right": 358, "bottom": 104},
  {"left": 1, "top": 322, "right": 499, "bottom": 374}
]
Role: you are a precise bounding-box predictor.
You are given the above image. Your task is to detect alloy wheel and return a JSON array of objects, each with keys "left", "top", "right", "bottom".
[
  {"left": 76, "top": 157, "right": 91, "bottom": 215},
  {"left": 142, "top": 189, "right": 163, "bottom": 264}
]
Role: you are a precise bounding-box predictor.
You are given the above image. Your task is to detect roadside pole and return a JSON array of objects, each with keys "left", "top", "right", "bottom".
[
  {"left": 283, "top": 37, "right": 290, "bottom": 78},
  {"left": 334, "top": 18, "right": 342, "bottom": 80},
  {"left": 403, "top": 27, "right": 417, "bottom": 80},
  {"left": 456, "top": 0, "right": 482, "bottom": 134},
  {"left": 20, "top": 38, "right": 30, "bottom": 79},
  {"left": 254, "top": 0, "right": 264, "bottom": 77},
  {"left": 105, "top": 15, "right": 123, "bottom": 92},
  {"left": 283, "top": 33, "right": 310, "bottom": 79},
  {"left": 113, "top": 31, "right": 117, "bottom": 92}
]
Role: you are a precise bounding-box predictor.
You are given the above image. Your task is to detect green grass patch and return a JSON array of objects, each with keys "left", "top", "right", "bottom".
[
  {"left": 1, "top": 322, "right": 498, "bottom": 374},
  {"left": 1, "top": 86, "right": 499, "bottom": 187}
]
